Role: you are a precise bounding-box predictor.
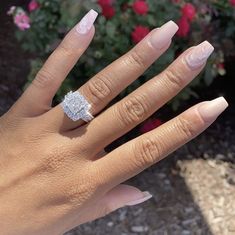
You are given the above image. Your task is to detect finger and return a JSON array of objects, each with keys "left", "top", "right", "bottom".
[
  {"left": 51, "top": 21, "right": 179, "bottom": 131},
  {"left": 14, "top": 10, "right": 98, "bottom": 117},
  {"left": 94, "top": 97, "right": 228, "bottom": 189},
  {"left": 99, "top": 184, "right": 152, "bottom": 211},
  {"left": 74, "top": 41, "right": 214, "bottom": 155},
  {"left": 72, "top": 185, "right": 152, "bottom": 225}
]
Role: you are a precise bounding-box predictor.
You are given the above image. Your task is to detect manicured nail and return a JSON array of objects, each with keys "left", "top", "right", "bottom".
[
  {"left": 186, "top": 41, "right": 214, "bottom": 69},
  {"left": 125, "top": 191, "right": 152, "bottom": 206},
  {"left": 198, "top": 97, "right": 228, "bottom": 122},
  {"left": 76, "top": 9, "right": 98, "bottom": 35},
  {"left": 150, "top": 21, "right": 179, "bottom": 49}
]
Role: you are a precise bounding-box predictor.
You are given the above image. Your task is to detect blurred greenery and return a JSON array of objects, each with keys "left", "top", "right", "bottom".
[{"left": 12, "top": 0, "right": 235, "bottom": 110}]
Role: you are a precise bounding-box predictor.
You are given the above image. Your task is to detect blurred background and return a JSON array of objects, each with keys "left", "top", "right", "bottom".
[{"left": 1, "top": 0, "right": 235, "bottom": 234}]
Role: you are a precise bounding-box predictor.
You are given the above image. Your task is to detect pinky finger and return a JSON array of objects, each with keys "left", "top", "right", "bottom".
[{"left": 95, "top": 97, "right": 228, "bottom": 189}]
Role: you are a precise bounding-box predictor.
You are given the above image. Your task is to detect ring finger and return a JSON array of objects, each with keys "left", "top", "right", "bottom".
[
  {"left": 50, "top": 21, "right": 179, "bottom": 131},
  {"left": 74, "top": 41, "right": 214, "bottom": 156}
]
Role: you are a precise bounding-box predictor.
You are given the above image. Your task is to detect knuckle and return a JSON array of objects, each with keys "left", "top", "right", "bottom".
[
  {"left": 90, "top": 166, "right": 113, "bottom": 194},
  {"left": 164, "top": 67, "right": 184, "bottom": 90},
  {"left": 117, "top": 95, "right": 148, "bottom": 126},
  {"left": 87, "top": 75, "right": 112, "bottom": 102},
  {"left": 44, "top": 154, "right": 67, "bottom": 173},
  {"left": 58, "top": 43, "right": 75, "bottom": 58},
  {"left": 176, "top": 117, "right": 195, "bottom": 139},
  {"left": 127, "top": 49, "right": 146, "bottom": 68},
  {"left": 65, "top": 166, "right": 97, "bottom": 205},
  {"left": 66, "top": 180, "right": 96, "bottom": 205},
  {"left": 41, "top": 146, "right": 71, "bottom": 173},
  {"left": 134, "top": 137, "right": 163, "bottom": 168},
  {"left": 34, "top": 68, "right": 57, "bottom": 88}
]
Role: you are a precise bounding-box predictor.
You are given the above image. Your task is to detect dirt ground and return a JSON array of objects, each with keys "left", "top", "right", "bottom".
[{"left": 1, "top": 1, "right": 235, "bottom": 235}]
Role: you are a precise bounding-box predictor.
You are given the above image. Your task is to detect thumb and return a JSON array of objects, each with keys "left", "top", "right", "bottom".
[
  {"left": 73, "top": 184, "right": 152, "bottom": 225},
  {"left": 101, "top": 184, "right": 152, "bottom": 213}
]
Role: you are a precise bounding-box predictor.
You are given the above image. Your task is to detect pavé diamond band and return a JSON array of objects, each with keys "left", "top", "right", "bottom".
[{"left": 61, "top": 91, "right": 94, "bottom": 122}]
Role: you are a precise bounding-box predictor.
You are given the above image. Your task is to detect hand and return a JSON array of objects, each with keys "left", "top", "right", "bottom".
[{"left": 0, "top": 10, "right": 228, "bottom": 235}]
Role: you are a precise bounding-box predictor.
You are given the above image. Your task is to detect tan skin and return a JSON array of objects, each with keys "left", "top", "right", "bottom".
[{"left": 0, "top": 12, "right": 228, "bottom": 235}]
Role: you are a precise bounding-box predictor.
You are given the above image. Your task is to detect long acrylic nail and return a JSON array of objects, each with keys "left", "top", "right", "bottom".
[
  {"left": 198, "top": 97, "right": 228, "bottom": 122},
  {"left": 186, "top": 41, "right": 214, "bottom": 69},
  {"left": 125, "top": 191, "right": 152, "bottom": 206},
  {"left": 76, "top": 9, "right": 98, "bottom": 35},
  {"left": 150, "top": 21, "right": 179, "bottom": 49}
]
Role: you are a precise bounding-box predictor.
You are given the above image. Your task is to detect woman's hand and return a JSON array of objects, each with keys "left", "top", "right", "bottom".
[{"left": 0, "top": 10, "right": 228, "bottom": 235}]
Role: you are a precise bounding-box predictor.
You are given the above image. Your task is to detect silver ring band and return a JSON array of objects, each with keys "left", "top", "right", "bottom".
[{"left": 61, "top": 91, "right": 94, "bottom": 122}]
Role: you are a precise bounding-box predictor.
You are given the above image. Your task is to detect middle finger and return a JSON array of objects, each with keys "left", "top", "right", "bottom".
[
  {"left": 51, "top": 21, "right": 178, "bottom": 131},
  {"left": 75, "top": 41, "right": 214, "bottom": 156}
]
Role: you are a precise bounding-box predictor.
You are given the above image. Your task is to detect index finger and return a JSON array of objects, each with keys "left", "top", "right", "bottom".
[{"left": 16, "top": 10, "right": 98, "bottom": 117}]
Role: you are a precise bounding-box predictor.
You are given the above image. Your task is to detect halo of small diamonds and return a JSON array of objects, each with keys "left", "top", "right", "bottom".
[{"left": 61, "top": 91, "right": 94, "bottom": 122}]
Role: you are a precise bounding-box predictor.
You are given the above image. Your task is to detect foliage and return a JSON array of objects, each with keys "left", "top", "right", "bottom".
[{"left": 9, "top": 0, "right": 235, "bottom": 110}]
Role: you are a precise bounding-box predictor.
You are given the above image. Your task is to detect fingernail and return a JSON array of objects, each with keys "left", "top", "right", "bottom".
[
  {"left": 198, "top": 97, "right": 228, "bottom": 122},
  {"left": 186, "top": 41, "right": 214, "bottom": 69},
  {"left": 125, "top": 191, "right": 153, "bottom": 206},
  {"left": 76, "top": 9, "right": 98, "bottom": 35},
  {"left": 150, "top": 21, "right": 179, "bottom": 49}
]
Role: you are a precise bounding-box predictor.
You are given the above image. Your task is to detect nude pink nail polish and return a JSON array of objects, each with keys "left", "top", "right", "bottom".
[
  {"left": 125, "top": 191, "right": 153, "bottom": 206},
  {"left": 150, "top": 21, "right": 179, "bottom": 49},
  {"left": 198, "top": 97, "right": 228, "bottom": 122},
  {"left": 76, "top": 9, "right": 98, "bottom": 35},
  {"left": 185, "top": 41, "right": 214, "bottom": 69}
]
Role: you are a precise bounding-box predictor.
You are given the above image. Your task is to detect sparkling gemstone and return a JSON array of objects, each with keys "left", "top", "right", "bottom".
[{"left": 61, "top": 91, "right": 92, "bottom": 122}]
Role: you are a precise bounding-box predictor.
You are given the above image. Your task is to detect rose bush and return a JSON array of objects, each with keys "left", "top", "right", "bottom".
[{"left": 8, "top": 0, "right": 235, "bottom": 112}]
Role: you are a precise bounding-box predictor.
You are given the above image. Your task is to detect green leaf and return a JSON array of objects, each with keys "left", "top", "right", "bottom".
[{"left": 106, "top": 22, "right": 116, "bottom": 38}]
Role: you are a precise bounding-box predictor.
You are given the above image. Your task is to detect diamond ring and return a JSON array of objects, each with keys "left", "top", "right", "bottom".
[{"left": 61, "top": 91, "right": 94, "bottom": 122}]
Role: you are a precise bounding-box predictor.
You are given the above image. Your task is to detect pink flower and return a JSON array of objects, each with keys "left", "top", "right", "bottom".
[
  {"left": 98, "top": 0, "right": 112, "bottom": 7},
  {"left": 140, "top": 118, "right": 163, "bottom": 133},
  {"left": 14, "top": 12, "right": 31, "bottom": 31},
  {"left": 230, "top": 0, "right": 235, "bottom": 6},
  {"left": 28, "top": 0, "right": 40, "bottom": 12},
  {"left": 7, "top": 6, "right": 16, "bottom": 16},
  {"left": 176, "top": 16, "right": 190, "bottom": 37},
  {"left": 132, "top": 25, "right": 150, "bottom": 43},
  {"left": 181, "top": 3, "right": 196, "bottom": 22},
  {"left": 217, "top": 63, "right": 226, "bottom": 75},
  {"left": 132, "top": 0, "right": 149, "bottom": 15}
]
